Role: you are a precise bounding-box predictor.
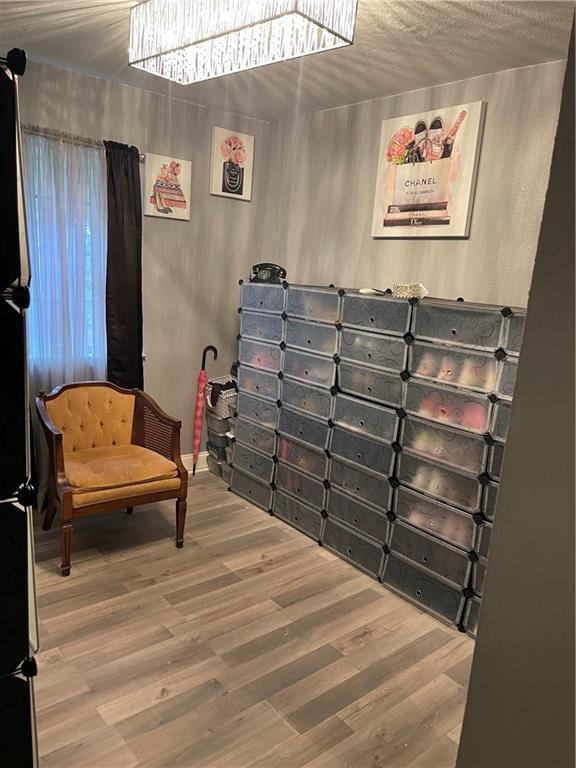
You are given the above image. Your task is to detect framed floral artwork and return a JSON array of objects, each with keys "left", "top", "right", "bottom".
[
  {"left": 210, "top": 127, "right": 254, "bottom": 201},
  {"left": 371, "top": 101, "right": 485, "bottom": 238},
  {"left": 144, "top": 153, "right": 191, "bottom": 220}
]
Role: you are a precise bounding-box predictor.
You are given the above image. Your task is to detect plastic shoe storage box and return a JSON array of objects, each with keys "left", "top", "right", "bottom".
[
  {"left": 502, "top": 311, "right": 526, "bottom": 356},
  {"left": 239, "top": 339, "right": 282, "bottom": 374},
  {"left": 275, "top": 462, "right": 325, "bottom": 510},
  {"left": 322, "top": 518, "right": 384, "bottom": 579},
  {"left": 462, "top": 596, "right": 481, "bottom": 637},
  {"left": 325, "top": 487, "right": 389, "bottom": 543},
  {"left": 382, "top": 554, "right": 466, "bottom": 625},
  {"left": 277, "top": 407, "right": 330, "bottom": 451},
  {"left": 496, "top": 358, "right": 518, "bottom": 401},
  {"left": 285, "top": 285, "right": 341, "bottom": 323},
  {"left": 488, "top": 442, "right": 504, "bottom": 481},
  {"left": 232, "top": 282, "right": 523, "bottom": 632},
  {"left": 283, "top": 348, "right": 336, "bottom": 389},
  {"left": 232, "top": 443, "right": 275, "bottom": 484},
  {"left": 404, "top": 380, "right": 491, "bottom": 434},
  {"left": 281, "top": 378, "right": 332, "bottom": 420},
  {"left": 339, "top": 328, "right": 407, "bottom": 372},
  {"left": 241, "top": 282, "right": 285, "bottom": 314},
  {"left": 393, "top": 486, "right": 477, "bottom": 551},
  {"left": 408, "top": 341, "right": 498, "bottom": 393},
  {"left": 491, "top": 400, "right": 511, "bottom": 442},
  {"left": 277, "top": 435, "right": 328, "bottom": 480},
  {"left": 237, "top": 392, "right": 278, "bottom": 429},
  {"left": 397, "top": 452, "right": 483, "bottom": 513},
  {"left": 273, "top": 491, "right": 323, "bottom": 541},
  {"left": 329, "top": 458, "right": 393, "bottom": 511},
  {"left": 412, "top": 300, "right": 504, "bottom": 350},
  {"left": 388, "top": 521, "right": 472, "bottom": 587},
  {"left": 230, "top": 468, "right": 273, "bottom": 511},
  {"left": 471, "top": 557, "right": 487, "bottom": 597},
  {"left": 237, "top": 365, "right": 280, "bottom": 402},
  {"left": 285, "top": 318, "right": 338, "bottom": 356},
  {"left": 330, "top": 426, "right": 396, "bottom": 477},
  {"left": 240, "top": 311, "right": 284, "bottom": 343},
  {"left": 333, "top": 394, "right": 399, "bottom": 444},
  {"left": 338, "top": 362, "right": 404, "bottom": 408},
  {"left": 341, "top": 293, "right": 411, "bottom": 336},
  {"left": 206, "top": 411, "right": 229, "bottom": 435},
  {"left": 401, "top": 416, "right": 488, "bottom": 475},
  {"left": 235, "top": 417, "right": 276, "bottom": 456},
  {"left": 476, "top": 522, "right": 493, "bottom": 559},
  {"left": 482, "top": 482, "right": 499, "bottom": 522}
]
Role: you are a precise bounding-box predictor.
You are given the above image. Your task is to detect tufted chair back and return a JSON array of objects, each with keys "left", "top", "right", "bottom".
[{"left": 45, "top": 384, "right": 135, "bottom": 454}]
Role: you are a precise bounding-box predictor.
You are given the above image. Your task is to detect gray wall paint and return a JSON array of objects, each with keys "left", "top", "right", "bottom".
[
  {"left": 259, "top": 60, "right": 565, "bottom": 307},
  {"left": 20, "top": 61, "right": 271, "bottom": 453},
  {"left": 458, "top": 29, "right": 574, "bottom": 767},
  {"left": 19, "top": 58, "right": 565, "bottom": 452}
]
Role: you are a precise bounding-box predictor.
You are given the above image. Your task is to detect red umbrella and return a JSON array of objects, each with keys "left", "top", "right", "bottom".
[{"left": 192, "top": 345, "right": 217, "bottom": 476}]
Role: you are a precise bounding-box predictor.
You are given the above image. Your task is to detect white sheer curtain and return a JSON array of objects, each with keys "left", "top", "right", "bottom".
[{"left": 23, "top": 132, "right": 108, "bottom": 393}]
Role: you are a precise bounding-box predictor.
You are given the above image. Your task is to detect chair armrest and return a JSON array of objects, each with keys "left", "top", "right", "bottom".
[
  {"left": 132, "top": 391, "right": 187, "bottom": 475},
  {"left": 35, "top": 397, "right": 73, "bottom": 496}
]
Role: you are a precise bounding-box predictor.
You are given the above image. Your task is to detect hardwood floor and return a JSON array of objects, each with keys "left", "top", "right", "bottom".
[{"left": 33, "top": 473, "right": 474, "bottom": 768}]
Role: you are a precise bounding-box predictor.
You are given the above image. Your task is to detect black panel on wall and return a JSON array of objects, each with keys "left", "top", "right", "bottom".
[
  {"left": 0, "top": 300, "right": 26, "bottom": 499},
  {"left": 0, "top": 501, "right": 28, "bottom": 676},
  {"left": 0, "top": 674, "right": 34, "bottom": 768},
  {"left": 0, "top": 67, "right": 20, "bottom": 293}
]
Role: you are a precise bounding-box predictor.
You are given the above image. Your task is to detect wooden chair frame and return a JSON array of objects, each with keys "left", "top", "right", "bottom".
[{"left": 36, "top": 381, "right": 188, "bottom": 576}]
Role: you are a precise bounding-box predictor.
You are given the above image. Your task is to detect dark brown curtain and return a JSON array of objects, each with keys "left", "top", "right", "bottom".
[{"left": 103, "top": 140, "right": 143, "bottom": 389}]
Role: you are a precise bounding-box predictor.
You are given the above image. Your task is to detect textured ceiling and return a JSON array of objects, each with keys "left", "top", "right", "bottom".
[{"left": 0, "top": 0, "right": 572, "bottom": 120}]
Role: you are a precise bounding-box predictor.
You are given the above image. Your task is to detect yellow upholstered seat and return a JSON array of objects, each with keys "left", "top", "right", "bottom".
[
  {"left": 63, "top": 444, "right": 179, "bottom": 508},
  {"left": 66, "top": 444, "right": 178, "bottom": 493},
  {"left": 72, "top": 477, "right": 181, "bottom": 508}
]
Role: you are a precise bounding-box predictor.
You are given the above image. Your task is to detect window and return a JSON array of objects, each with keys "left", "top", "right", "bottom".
[{"left": 23, "top": 133, "right": 107, "bottom": 388}]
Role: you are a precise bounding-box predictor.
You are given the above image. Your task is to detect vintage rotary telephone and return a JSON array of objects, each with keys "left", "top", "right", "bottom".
[{"left": 249, "top": 263, "right": 287, "bottom": 283}]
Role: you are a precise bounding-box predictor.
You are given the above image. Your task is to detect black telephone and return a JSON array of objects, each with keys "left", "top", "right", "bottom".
[{"left": 250, "top": 263, "right": 287, "bottom": 283}]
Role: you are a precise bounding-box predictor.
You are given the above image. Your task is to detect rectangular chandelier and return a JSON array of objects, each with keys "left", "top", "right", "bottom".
[{"left": 128, "top": 0, "right": 358, "bottom": 85}]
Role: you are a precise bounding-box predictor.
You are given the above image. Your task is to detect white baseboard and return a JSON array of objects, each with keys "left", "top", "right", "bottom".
[{"left": 182, "top": 451, "right": 208, "bottom": 475}]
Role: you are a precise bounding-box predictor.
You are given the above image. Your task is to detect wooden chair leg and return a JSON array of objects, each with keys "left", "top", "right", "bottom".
[
  {"left": 60, "top": 495, "right": 73, "bottom": 577},
  {"left": 42, "top": 494, "right": 57, "bottom": 531},
  {"left": 126, "top": 506, "right": 133, "bottom": 515},
  {"left": 176, "top": 498, "right": 187, "bottom": 549},
  {"left": 61, "top": 523, "right": 72, "bottom": 576}
]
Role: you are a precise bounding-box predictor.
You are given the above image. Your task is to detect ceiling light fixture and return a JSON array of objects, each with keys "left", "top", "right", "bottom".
[{"left": 128, "top": 0, "right": 358, "bottom": 85}]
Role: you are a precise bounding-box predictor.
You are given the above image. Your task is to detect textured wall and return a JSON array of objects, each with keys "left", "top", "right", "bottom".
[
  {"left": 258, "top": 60, "right": 565, "bottom": 307},
  {"left": 19, "top": 58, "right": 565, "bottom": 451},
  {"left": 19, "top": 61, "right": 271, "bottom": 452}
]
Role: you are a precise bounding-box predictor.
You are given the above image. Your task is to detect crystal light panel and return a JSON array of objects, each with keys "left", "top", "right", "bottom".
[{"left": 129, "top": 0, "right": 357, "bottom": 84}]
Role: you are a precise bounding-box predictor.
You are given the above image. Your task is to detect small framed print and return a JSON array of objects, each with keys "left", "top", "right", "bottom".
[
  {"left": 210, "top": 127, "right": 254, "bottom": 201},
  {"left": 145, "top": 153, "right": 191, "bottom": 220}
]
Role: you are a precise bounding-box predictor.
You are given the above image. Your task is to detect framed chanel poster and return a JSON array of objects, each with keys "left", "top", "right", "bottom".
[
  {"left": 371, "top": 101, "right": 485, "bottom": 238},
  {"left": 210, "top": 127, "right": 254, "bottom": 201}
]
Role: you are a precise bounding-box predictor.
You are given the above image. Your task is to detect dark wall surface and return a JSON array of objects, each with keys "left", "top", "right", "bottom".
[{"left": 457, "top": 22, "right": 575, "bottom": 768}]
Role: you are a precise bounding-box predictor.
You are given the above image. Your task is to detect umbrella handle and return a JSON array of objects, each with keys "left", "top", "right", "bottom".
[{"left": 202, "top": 345, "right": 218, "bottom": 369}]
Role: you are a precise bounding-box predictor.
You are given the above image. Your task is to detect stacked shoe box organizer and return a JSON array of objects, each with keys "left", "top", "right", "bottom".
[
  {"left": 206, "top": 378, "right": 237, "bottom": 484},
  {"left": 230, "top": 282, "right": 525, "bottom": 636}
]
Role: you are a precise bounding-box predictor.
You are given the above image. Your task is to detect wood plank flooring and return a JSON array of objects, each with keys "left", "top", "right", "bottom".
[{"left": 33, "top": 473, "right": 473, "bottom": 768}]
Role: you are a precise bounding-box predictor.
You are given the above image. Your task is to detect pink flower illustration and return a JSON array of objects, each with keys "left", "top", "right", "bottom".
[
  {"left": 220, "top": 134, "right": 246, "bottom": 166},
  {"left": 386, "top": 126, "right": 414, "bottom": 164},
  {"left": 232, "top": 147, "right": 246, "bottom": 166}
]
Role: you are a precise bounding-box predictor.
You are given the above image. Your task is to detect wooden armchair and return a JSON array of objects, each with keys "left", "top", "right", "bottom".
[{"left": 36, "top": 381, "right": 188, "bottom": 576}]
